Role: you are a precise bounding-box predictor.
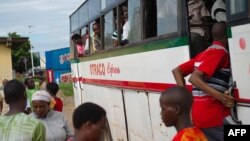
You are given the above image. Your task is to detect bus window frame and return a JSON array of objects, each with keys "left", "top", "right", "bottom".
[
  {"left": 227, "top": 0, "right": 250, "bottom": 24},
  {"left": 72, "top": 0, "right": 189, "bottom": 57}
]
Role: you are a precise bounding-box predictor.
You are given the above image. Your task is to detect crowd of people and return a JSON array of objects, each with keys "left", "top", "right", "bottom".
[{"left": 0, "top": 77, "right": 111, "bottom": 141}]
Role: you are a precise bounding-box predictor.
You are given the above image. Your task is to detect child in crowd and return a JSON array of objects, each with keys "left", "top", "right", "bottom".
[
  {"left": 69, "top": 102, "right": 108, "bottom": 141},
  {"left": 46, "top": 82, "right": 63, "bottom": 112},
  {"left": 160, "top": 86, "right": 207, "bottom": 141}
]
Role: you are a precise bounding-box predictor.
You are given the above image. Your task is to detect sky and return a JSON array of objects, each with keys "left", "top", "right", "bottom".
[{"left": 0, "top": 0, "right": 85, "bottom": 58}]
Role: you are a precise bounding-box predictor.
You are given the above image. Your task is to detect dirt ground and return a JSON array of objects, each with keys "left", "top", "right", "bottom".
[
  {"left": 58, "top": 90, "right": 75, "bottom": 130},
  {"left": 1, "top": 90, "right": 75, "bottom": 130}
]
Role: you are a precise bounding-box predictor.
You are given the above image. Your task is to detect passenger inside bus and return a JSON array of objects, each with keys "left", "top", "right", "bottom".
[
  {"left": 188, "top": 0, "right": 212, "bottom": 58},
  {"left": 91, "top": 22, "right": 101, "bottom": 52},
  {"left": 211, "top": 0, "right": 226, "bottom": 22},
  {"left": 82, "top": 25, "right": 90, "bottom": 55},
  {"left": 120, "top": 4, "right": 129, "bottom": 46},
  {"left": 112, "top": 18, "right": 124, "bottom": 47},
  {"left": 71, "top": 34, "right": 84, "bottom": 57},
  {"left": 112, "top": 31, "right": 119, "bottom": 47}
]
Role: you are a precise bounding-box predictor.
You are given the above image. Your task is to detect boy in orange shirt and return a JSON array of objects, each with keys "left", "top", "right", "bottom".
[{"left": 160, "top": 86, "right": 207, "bottom": 141}]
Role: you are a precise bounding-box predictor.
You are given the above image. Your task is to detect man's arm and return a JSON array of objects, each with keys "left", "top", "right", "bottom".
[
  {"left": 33, "top": 122, "right": 46, "bottom": 141},
  {"left": 172, "top": 67, "right": 186, "bottom": 87},
  {"left": 189, "top": 69, "right": 234, "bottom": 107}
]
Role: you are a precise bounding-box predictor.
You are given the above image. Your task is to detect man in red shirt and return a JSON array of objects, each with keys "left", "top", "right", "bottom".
[
  {"left": 46, "top": 82, "right": 63, "bottom": 112},
  {"left": 172, "top": 22, "right": 235, "bottom": 141}
]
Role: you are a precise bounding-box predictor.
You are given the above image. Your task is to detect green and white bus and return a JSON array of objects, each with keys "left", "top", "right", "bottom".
[{"left": 69, "top": 0, "right": 250, "bottom": 140}]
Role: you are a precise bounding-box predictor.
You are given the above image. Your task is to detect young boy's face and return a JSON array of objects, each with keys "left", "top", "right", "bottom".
[
  {"left": 75, "top": 116, "right": 107, "bottom": 141},
  {"left": 160, "top": 95, "right": 177, "bottom": 127}
]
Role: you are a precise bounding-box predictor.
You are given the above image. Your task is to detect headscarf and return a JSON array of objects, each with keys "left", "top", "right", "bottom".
[{"left": 32, "top": 90, "right": 56, "bottom": 109}]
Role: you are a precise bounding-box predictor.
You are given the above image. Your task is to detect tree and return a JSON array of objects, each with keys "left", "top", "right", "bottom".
[{"left": 8, "top": 32, "right": 40, "bottom": 73}]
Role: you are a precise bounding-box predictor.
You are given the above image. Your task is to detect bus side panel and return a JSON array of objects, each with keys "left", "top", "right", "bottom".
[
  {"left": 148, "top": 93, "right": 176, "bottom": 141},
  {"left": 75, "top": 44, "right": 190, "bottom": 140},
  {"left": 81, "top": 84, "right": 128, "bottom": 141},
  {"left": 123, "top": 90, "right": 153, "bottom": 141},
  {"left": 71, "top": 63, "right": 82, "bottom": 107},
  {"left": 80, "top": 45, "right": 190, "bottom": 85},
  {"left": 229, "top": 23, "right": 250, "bottom": 99},
  {"left": 237, "top": 106, "right": 250, "bottom": 124},
  {"left": 229, "top": 23, "right": 250, "bottom": 124}
]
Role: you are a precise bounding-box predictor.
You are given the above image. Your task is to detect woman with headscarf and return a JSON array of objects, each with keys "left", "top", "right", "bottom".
[{"left": 30, "top": 90, "right": 73, "bottom": 141}]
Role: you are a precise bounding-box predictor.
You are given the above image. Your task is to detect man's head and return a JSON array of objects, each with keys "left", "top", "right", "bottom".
[
  {"left": 73, "top": 102, "right": 107, "bottom": 141},
  {"left": 92, "top": 22, "right": 100, "bottom": 36},
  {"left": 24, "top": 78, "right": 35, "bottom": 89},
  {"left": 122, "top": 5, "right": 128, "bottom": 20},
  {"left": 4, "top": 80, "right": 26, "bottom": 108},
  {"left": 212, "top": 21, "right": 228, "bottom": 45},
  {"left": 160, "top": 86, "right": 193, "bottom": 127},
  {"left": 46, "top": 82, "right": 59, "bottom": 96}
]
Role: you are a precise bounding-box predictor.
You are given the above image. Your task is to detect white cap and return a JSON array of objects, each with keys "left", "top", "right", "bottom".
[{"left": 32, "top": 90, "right": 51, "bottom": 102}]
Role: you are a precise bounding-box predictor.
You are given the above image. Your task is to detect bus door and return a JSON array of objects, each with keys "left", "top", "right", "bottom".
[{"left": 226, "top": 0, "right": 250, "bottom": 124}]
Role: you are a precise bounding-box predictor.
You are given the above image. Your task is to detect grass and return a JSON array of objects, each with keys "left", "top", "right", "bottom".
[{"left": 59, "top": 83, "right": 74, "bottom": 97}]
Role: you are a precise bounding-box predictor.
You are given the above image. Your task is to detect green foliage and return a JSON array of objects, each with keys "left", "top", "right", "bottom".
[
  {"left": 8, "top": 32, "right": 40, "bottom": 73},
  {"left": 59, "top": 83, "right": 74, "bottom": 97}
]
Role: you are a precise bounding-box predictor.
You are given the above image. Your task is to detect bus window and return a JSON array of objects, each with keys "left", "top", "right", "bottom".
[
  {"left": 70, "top": 30, "right": 81, "bottom": 59},
  {"left": 104, "top": 10, "right": 115, "bottom": 49},
  {"left": 128, "top": 0, "right": 142, "bottom": 43},
  {"left": 230, "top": 0, "right": 246, "bottom": 14},
  {"left": 156, "top": 0, "right": 177, "bottom": 36},
  {"left": 227, "top": 0, "right": 249, "bottom": 23},
  {"left": 90, "top": 20, "right": 101, "bottom": 53},
  {"left": 143, "top": 0, "right": 157, "bottom": 38},
  {"left": 102, "top": 0, "right": 117, "bottom": 9},
  {"left": 81, "top": 25, "right": 90, "bottom": 55},
  {"left": 79, "top": 4, "right": 89, "bottom": 28},
  {"left": 143, "top": 0, "right": 178, "bottom": 39},
  {"left": 88, "top": 0, "right": 101, "bottom": 20}
]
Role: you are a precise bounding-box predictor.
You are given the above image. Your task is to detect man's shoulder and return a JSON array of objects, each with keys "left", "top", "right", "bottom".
[
  {"left": 20, "top": 113, "right": 41, "bottom": 123},
  {"left": 51, "top": 110, "right": 64, "bottom": 117},
  {"left": 206, "top": 45, "right": 228, "bottom": 54},
  {"left": 1, "top": 113, "right": 43, "bottom": 128}
]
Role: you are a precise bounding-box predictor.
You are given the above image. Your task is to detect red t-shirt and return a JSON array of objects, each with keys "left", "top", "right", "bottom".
[
  {"left": 179, "top": 41, "right": 230, "bottom": 128},
  {"left": 173, "top": 127, "right": 207, "bottom": 141},
  {"left": 54, "top": 97, "right": 63, "bottom": 112}
]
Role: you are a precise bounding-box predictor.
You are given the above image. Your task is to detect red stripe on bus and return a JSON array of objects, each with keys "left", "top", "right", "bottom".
[
  {"left": 73, "top": 77, "right": 250, "bottom": 102},
  {"left": 78, "top": 77, "right": 192, "bottom": 92},
  {"left": 232, "top": 88, "right": 250, "bottom": 104},
  {"left": 236, "top": 98, "right": 250, "bottom": 104}
]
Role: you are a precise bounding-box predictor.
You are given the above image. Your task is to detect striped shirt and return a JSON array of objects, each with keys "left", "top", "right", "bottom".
[
  {"left": 179, "top": 41, "right": 231, "bottom": 128},
  {"left": 0, "top": 113, "right": 45, "bottom": 141}
]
